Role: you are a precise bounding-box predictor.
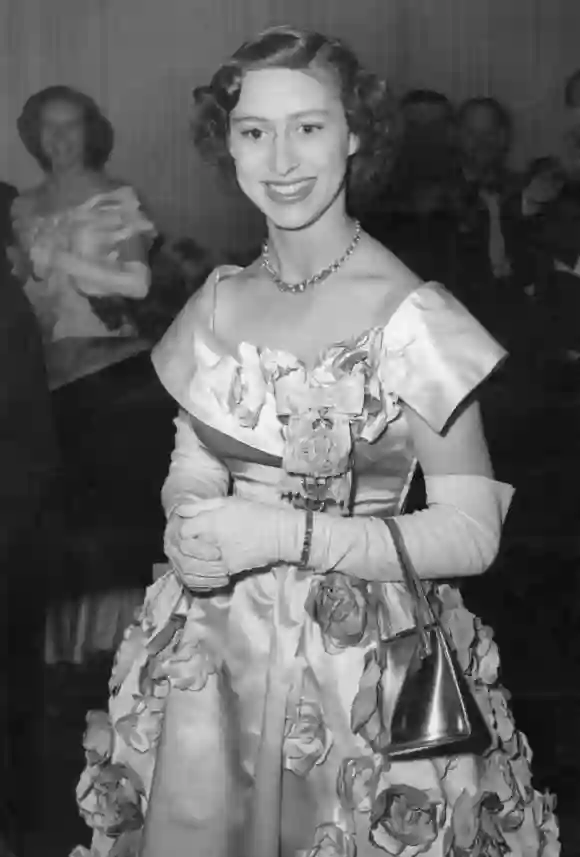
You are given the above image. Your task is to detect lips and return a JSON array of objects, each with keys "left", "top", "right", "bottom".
[{"left": 264, "top": 178, "right": 316, "bottom": 204}]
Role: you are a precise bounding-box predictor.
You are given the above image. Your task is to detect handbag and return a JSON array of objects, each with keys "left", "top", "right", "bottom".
[{"left": 379, "top": 516, "right": 492, "bottom": 761}]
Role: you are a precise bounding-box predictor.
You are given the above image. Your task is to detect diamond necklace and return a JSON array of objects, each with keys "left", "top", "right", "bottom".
[{"left": 261, "top": 220, "right": 362, "bottom": 294}]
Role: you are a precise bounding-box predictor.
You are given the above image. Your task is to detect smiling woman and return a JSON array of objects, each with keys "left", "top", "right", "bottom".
[
  {"left": 71, "top": 26, "right": 558, "bottom": 857},
  {"left": 227, "top": 67, "right": 360, "bottom": 230},
  {"left": 11, "top": 86, "right": 156, "bottom": 346}
]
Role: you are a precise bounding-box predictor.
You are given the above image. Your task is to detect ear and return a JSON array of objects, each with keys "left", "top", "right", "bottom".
[{"left": 348, "top": 132, "right": 360, "bottom": 157}]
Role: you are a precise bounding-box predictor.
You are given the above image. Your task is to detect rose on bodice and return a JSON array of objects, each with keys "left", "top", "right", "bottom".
[{"left": 305, "top": 572, "right": 369, "bottom": 652}]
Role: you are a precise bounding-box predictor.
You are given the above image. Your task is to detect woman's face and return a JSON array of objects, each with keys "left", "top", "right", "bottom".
[
  {"left": 40, "top": 99, "right": 86, "bottom": 171},
  {"left": 228, "top": 67, "right": 359, "bottom": 229}
]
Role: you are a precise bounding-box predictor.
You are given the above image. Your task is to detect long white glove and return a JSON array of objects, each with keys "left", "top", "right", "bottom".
[
  {"left": 181, "top": 474, "right": 514, "bottom": 581},
  {"left": 308, "top": 474, "right": 514, "bottom": 580},
  {"left": 162, "top": 410, "right": 232, "bottom": 589}
]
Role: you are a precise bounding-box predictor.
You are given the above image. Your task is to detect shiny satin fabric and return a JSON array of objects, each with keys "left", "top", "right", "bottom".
[
  {"left": 136, "top": 272, "right": 514, "bottom": 856},
  {"left": 141, "top": 448, "right": 420, "bottom": 857},
  {"left": 151, "top": 267, "right": 507, "bottom": 451},
  {"left": 140, "top": 456, "right": 440, "bottom": 857}
]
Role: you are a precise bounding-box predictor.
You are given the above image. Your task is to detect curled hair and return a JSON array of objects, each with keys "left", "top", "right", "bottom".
[
  {"left": 17, "top": 86, "right": 114, "bottom": 172},
  {"left": 191, "top": 26, "right": 399, "bottom": 208}
]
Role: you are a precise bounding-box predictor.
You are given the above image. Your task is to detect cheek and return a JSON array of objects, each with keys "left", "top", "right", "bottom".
[
  {"left": 69, "top": 127, "right": 85, "bottom": 149},
  {"left": 230, "top": 146, "right": 265, "bottom": 189}
]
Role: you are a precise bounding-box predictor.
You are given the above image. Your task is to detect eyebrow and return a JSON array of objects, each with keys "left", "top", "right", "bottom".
[{"left": 230, "top": 109, "right": 331, "bottom": 125}]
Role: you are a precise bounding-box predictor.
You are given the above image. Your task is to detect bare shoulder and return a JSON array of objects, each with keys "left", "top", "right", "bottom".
[
  {"left": 345, "top": 233, "right": 424, "bottom": 322},
  {"left": 213, "top": 257, "right": 262, "bottom": 306},
  {"left": 187, "top": 263, "right": 248, "bottom": 325}
]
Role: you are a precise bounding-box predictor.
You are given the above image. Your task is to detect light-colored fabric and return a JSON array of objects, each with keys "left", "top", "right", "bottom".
[
  {"left": 162, "top": 410, "right": 232, "bottom": 590},
  {"left": 169, "top": 474, "right": 514, "bottom": 584},
  {"left": 152, "top": 267, "right": 507, "bottom": 449},
  {"left": 309, "top": 473, "right": 514, "bottom": 580},
  {"left": 19, "top": 186, "right": 156, "bottom": 665},
  {"left": 162, "top": 409, "right": 232, "bottom": 516},
  {"left": 71, "top": 269, "right": 559, "bottom": 857},
  {"left": 13, "top": 186, "right": 155, "bottom": 343}
]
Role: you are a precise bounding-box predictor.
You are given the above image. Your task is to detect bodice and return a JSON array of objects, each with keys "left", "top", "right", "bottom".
[
  {"left": 152, "top": 266, "right": 506, "bottom": 518},
  {"left": 12, "top": 185, "right": 155, "bottom": 342}
]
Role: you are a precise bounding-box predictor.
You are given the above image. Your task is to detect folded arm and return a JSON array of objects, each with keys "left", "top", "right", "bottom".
[
  {"left": 298, "top": 400, "right": 513, "bottom": 580},
  {"left": 59, "top": 233, "right": 151, "bottom": 298},
  {"left": 183, "top": 399, "right": 514, "bottom": 583}
]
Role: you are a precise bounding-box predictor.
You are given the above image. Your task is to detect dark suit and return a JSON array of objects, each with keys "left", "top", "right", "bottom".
[
  {"left": 0, "top": 181, "right": 57, "bottom": 839},
  {"left": 507, "top": 181, "right": 580, "bottom": 352}
]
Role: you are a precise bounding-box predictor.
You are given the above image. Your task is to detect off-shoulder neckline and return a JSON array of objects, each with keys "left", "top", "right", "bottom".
[
  {"left": 202, "top": 275, "right": 438, "bottom": 373},
  {"left": 14, "top": 183, "right": 135, "bottom": 223}
]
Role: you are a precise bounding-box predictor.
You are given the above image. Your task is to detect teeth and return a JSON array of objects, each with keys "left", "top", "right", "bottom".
[{"left": 270, "top": 182, "right": 308, "bottom": 194}]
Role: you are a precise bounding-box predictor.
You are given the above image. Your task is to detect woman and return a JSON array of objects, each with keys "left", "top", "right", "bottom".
[
  {"left": 11, "top": 85, "right": 155, "bottom": 344},
  {"left": 10, "top": 87, "right": 158, "bottom": 666},
  {"left": 72, "top": 28, "right": 559, "bottom": 857}
]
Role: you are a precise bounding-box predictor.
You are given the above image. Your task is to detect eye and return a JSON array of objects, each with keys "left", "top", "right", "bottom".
[
  {"left": 240, "top": 128, "right": 264, "bottom": 141},
  {"left": 299, "top": 123, "right": 323, "bottom": 135}
]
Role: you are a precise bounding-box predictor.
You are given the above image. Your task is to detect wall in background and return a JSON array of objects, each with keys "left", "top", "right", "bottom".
[{"left": 1, "top": 0, "right": 579, "bottom": 253}]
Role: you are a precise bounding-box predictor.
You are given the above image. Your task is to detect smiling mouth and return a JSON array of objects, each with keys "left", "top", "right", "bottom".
[
  {"left": 264, "top": 179, "right": 315, "bottom": 192},
  {"left": 263, "top": 179, "right": 316, "bottom": 204}
]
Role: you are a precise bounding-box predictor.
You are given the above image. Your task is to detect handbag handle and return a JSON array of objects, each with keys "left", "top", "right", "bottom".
[{"left": 384, "top": 517, "right": 438, "bottom": 648}]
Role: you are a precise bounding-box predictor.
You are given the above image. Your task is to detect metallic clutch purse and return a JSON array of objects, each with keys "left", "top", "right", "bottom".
[{"left": 381, "top": 517, "right": 492, "bottom": 760}]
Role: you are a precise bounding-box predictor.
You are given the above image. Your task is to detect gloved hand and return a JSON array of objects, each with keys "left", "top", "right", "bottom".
[
  {"left": 176, "top": 497, "right": 304, "bottom": 576},
  {"left": 160, "top": 411, "right": 232, "bottom": 590},
  {"left": 181, "top": 475, "right": 514, "bottom": 582},
  {"left": 164, "top": 505, "right": 230, "bottom": 591}
]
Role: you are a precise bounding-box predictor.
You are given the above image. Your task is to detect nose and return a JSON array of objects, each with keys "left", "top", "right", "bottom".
[{"left": 270, "top": 130, "right": 298, "bottom": 176}]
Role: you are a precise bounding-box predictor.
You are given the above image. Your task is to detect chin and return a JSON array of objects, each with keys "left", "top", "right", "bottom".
[
  {"left": 266, "top": 210, "right": 319, "bottom": 231},
  {"left": 261, "top": 199, "right": 339, "bottom": 232}
]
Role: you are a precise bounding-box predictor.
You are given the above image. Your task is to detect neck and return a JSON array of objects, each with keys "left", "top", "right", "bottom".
[
  {"left": 48, "top": 164, "right": 94, "bottom": 191},
  {"left": 264, "top": 207, "right": 357, "bottom": 285}
]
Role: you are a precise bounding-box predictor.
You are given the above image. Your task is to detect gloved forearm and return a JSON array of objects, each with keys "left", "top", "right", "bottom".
[
  {"left": 299, "top": 474, "right": 514, "bottom": 580},
  {"left": 161, "top": 410, "right": 231, "bottom": 518}
]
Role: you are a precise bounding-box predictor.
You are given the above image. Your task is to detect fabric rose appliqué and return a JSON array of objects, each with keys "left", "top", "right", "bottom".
[
  {"left": 305, "top": 572, "right": 369, "bottom": 653},
  {"left": 370, "top": 784, "right": 443, "bottom": 856},
  {"left": 444, "top": 788, "right": 517, "bottom": 857},
  {"left": 76, "top": 762, "right": 145, "bottom": 841},
  {"left": 157, "top": 638, "right": 216, "bottom": 692},
  {"left": 115, "top": 689, "right": 167, "bottom": 755},
  {"left": 82, "top": 710, "right": 115, "bottom": 766},
  {"left": 283, "top": 698, "right": 332, "bottom": 777},
  {"left": 303, "top": 823, "right": 356, "bottom": 857},
  {"left": 337, "top": 754, "right": 383, "bottom": 813}
]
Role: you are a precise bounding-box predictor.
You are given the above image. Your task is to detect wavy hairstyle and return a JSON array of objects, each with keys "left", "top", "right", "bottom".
[
  {"left": 191, "top": 26, "right": 399, "bottom": 209},
  {"left": 17, "top": 85, "right": 114, "bottom": 172}
]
